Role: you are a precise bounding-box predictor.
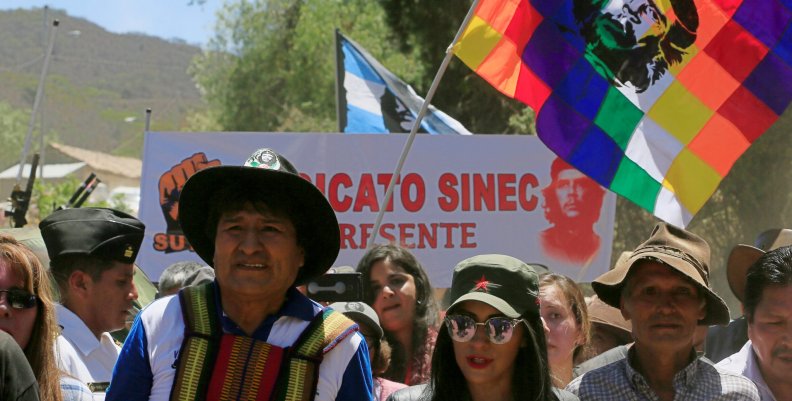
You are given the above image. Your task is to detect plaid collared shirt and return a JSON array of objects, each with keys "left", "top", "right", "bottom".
[{"left": 566, "top": 347, "right": 759, "bottom": 401}]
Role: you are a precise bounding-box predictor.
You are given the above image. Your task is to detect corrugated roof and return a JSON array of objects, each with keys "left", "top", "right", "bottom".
[
  {"left": 50, "top": 143, "right": 142, "bottom": 178},
  {"left": 0, "top": 162, "right": 86, "bottom": 179}
]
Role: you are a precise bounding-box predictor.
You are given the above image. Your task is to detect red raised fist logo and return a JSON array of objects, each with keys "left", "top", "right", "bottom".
[{"left": 158, "top": 152, "right": 221, "bottom": 234}]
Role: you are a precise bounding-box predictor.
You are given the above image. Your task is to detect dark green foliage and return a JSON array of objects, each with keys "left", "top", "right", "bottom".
[
  {"left": 33, "top": 177, "right": 130, "bottom": 221},
  {"left": 377, "top": 0, "right": 533, "bottom": 134},
  {"left": 192, "top": 0, "right": 427, "bottom": 133},
  {"left": 0, "top": 101, "right": 29, "bottom": 170}
]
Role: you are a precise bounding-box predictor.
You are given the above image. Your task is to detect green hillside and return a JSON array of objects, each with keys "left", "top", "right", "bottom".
[{"left": 0, "top": 7, "right": 205, "bottom": 168}]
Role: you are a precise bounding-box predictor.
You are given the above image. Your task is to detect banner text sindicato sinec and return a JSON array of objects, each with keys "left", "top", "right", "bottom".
[{"left": 300, "top": 172, "right": 540, "bottom": 213}]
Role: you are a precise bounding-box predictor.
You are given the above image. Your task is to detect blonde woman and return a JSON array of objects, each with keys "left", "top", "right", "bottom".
[
  {"left": 0, "top": 233, "right": 91, "bottom": 401},
  {"left": 539, "top": 273, "right": 590, "bottom": 388}
]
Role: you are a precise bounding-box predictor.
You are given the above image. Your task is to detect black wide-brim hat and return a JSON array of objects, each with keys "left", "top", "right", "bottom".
[{"left": 178, "top": 148, "right": 340, "bottom": 285}]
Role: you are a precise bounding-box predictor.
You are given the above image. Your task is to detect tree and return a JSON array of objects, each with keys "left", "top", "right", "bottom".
[
  {"left": 377, "top": 0, "right": 533, "bottom": 134},
  {"left": 33, "top": 177, "right": 130, "bottom": 222},
  {"left": 190, "top": 0, "right": 425, "bottom": 133}
]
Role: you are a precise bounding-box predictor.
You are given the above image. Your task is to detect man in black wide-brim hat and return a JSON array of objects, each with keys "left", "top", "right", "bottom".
[{"left": 108, "top": 148, "right": 373, "bottom": 401}]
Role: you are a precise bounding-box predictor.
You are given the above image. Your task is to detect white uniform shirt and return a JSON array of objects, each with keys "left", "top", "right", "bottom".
[
  {"left": 55, "top": 304, "right": 121, "bottom": 401},
  {"left": 716, "top": 340, "right": 777, "bottom": 401}
]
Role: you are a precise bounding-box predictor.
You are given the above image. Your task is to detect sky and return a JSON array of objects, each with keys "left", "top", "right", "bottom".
[{"left": 0, "top": 1, "right": 224, "bottom": 46}]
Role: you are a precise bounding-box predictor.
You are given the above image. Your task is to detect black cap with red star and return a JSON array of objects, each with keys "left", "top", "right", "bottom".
[{"left": 447, "top": 254, "right": 541, "bottom": 318}]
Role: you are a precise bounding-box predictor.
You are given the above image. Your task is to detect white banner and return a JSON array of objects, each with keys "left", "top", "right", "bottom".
[{"left": 138, "top": 132, "right": 616, "bottom": 287}]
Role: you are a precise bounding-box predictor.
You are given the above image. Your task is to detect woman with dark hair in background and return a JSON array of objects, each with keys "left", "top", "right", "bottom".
[
  {"left": 388, "top": 254, "right": 576, "bottom": 401},
  {"left": 539, "top": 273, "right": 590, "bottom": 388},
  {"left": 357, "top": 244, "right": 440, "bottom": 385},
  {"left": 0, "top": 233, "right": 92, "bottom": 401}
]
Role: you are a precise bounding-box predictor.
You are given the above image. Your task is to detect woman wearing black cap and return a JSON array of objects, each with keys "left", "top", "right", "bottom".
[{"left": 389, "top": 254, "right": 576, "bottom": 401}]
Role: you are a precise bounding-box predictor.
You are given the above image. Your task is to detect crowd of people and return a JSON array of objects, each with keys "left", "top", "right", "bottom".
[{"left": 1, "top": 146, "right": 790, "bottom": 401}]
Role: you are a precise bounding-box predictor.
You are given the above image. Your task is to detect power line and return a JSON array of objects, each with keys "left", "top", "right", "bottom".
[
  {"left": 52, "top": 54, "right": 194, "bottom": 71},
  {"left": 0, "top": 54, "right": 44, "bottom": 72}
]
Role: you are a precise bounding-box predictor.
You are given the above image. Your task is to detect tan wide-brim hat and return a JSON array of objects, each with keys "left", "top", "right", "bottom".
[
  {"left": 727, "top": 229, "right": 792, "bottom": 302},
  {"left": 592, "top": 222, "right": 730, "bottom": 325},
  {"left": 587, "top": 294, "right": 631, "bottom": 335}
]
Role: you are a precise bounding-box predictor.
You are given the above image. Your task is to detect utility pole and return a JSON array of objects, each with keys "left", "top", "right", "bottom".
[
  {"left": 145, "top": 108, "right": 152, "bottom": 131},
  {"left": 15, "top": 19, "right": 59, "bottom": 184},
  {"left": 38, "top": 6, "right": 50, "bottom": 182}
]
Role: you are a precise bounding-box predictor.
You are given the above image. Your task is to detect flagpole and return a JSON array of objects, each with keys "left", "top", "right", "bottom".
[
  {"left": 368, "top": 0, "right": 480, "bottom": 247},
  {"left": 334, "top": 28, "right": 344, "bottom": 132}
]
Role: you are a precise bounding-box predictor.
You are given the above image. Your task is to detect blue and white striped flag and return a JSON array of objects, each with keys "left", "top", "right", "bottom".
[{"left": 336, "top": 30, "right": 472, "bottom": 135}]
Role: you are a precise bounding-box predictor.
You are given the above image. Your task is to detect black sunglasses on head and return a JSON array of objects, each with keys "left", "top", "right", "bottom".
[{"left": 0, "top": 288, "right": 38, "bottom": 309}]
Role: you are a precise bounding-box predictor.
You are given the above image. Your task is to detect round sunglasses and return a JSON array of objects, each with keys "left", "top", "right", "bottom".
[
  {"left": 444, "top": 314, "right": 522, "bottom": 345},
  {"left": 0, "top": 288, "right": 38, "bottom": 310}
]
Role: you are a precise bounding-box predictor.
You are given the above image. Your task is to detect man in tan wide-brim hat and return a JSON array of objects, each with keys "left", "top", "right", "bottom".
[
  {"left": 567, "top": 223, "right": 759, "bottom": 400},
  {"left": 705, "top": 229, "right": 792, "bottom": 364}
]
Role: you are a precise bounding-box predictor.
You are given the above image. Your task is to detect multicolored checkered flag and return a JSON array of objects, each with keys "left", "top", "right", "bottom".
[{"left": 454, "top": 0, "right": 792, "bottom": 226}]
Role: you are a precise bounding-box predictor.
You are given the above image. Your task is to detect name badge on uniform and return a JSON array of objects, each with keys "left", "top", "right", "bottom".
[{"left": 87, "top": 382, "right": 110, "bottom": 393}]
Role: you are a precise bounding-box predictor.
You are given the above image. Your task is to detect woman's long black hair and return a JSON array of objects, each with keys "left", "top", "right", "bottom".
[
  {"left": 357, "top": 243, "right": 440, "bottom": 383},
  {"left": 427, "top": 312, "right": 559, "bottom": 401}
]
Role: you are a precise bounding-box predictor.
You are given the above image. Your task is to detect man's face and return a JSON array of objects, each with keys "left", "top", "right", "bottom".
[
  {"left": 598, "top": 0, "right": 668, "bottom": 49},
  {"left": 213, "top": 202, "right": 304, "bottom": 299},
  {"left": 748, "top": 284, "right": 792, "bottom": 384},
  {"left": 555, "top": 169, "right": 588, "bottom": 219},
  {"left": 83, "top": 261, "right": 138, "bottom": 335},
  {"left": 620, "top": 261, "right": 705, "bottom": 352}
]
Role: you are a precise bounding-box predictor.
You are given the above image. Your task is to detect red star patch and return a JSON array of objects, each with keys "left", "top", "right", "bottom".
[{"left": 474, "top": 275, "right": 490, "bottom": 293}]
